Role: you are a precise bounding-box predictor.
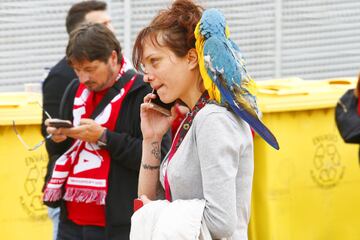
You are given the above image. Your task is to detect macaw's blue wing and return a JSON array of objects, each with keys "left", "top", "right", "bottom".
[{"left": 203, "top": 36, "right": 280, "bottom": 150}]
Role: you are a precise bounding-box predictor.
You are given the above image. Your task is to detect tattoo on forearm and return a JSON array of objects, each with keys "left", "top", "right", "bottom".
[
  {"left": 142, "top": 163, "right": 160, "bottom": 170},
  {"left": 151, "top": 141, "right": 161, "bottom": 161}
]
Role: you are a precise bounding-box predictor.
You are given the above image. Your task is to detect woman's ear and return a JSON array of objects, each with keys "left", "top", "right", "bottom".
[{"left": 187, "top": 48, "right": 198, "bottom": 70}]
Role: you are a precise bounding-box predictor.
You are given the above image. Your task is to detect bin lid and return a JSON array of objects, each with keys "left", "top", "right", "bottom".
[
  {"left": 0, "top": 92, "right": 42, "bottom": 125},
  {"left": 256, "top": 77, "right": 357, "bottom": 113}
]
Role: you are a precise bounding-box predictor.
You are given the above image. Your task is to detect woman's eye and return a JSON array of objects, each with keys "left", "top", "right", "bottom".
[{"left": 151, "top": 58, "right": 159, "bottom": 65}]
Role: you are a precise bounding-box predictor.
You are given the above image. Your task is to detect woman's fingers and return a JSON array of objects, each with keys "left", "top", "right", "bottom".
[
  {"left": 141, "top": 102, "right": 163, "bottom": 113},
  {"left": 140, "top": 102, "right": 153, "bottom": 113},
  {"left": 143, "top": 92, "right": 157, "bottom": 103}
]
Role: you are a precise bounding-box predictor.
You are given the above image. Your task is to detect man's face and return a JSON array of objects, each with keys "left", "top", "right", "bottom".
[
  {"left": 85, "top": 10, "right": 114, "bottom": 32},
  {"left": 72, "top": 53, "right": 117, "bottom": 92}
]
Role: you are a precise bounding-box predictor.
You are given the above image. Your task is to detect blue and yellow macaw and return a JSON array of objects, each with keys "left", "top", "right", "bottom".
[{"left": 195, "top": 8, "right": 279, "bottom": 150}]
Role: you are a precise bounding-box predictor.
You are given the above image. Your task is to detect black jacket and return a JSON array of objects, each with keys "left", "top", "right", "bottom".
[
  {"left": 41, "top": 57, "right": 77, "bottom": 189},
  {"left": 54, "top": 70, "right": 171, "bottom": 238}
]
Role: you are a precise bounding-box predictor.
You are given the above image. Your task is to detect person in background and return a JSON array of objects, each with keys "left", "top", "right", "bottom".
[
  {"left": 335, "top": 73, "right": 360, "bottom": 164},
  {"left": 132, "top": 0, "right": 255, "bottom": 239},
  {"left": 43, "top": 23, "right": 171, "bottom": 240},
  {"left": 40, "top": 1, "right": 113, "bottom": 239}
]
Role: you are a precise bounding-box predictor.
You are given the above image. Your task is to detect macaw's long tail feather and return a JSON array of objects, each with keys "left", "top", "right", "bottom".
[
  {"left": 230, "top": 103, "right": 279, "bottom": 150},
  {"left": 218, "top": 75, "right": 280, "bottom": 150},
  {"left": 234, "top": 92, "right": 259, "bottom": 118}
]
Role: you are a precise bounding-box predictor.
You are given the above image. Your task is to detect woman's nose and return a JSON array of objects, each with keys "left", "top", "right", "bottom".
[{"left": 143, "top": 73, "right": 154, "bottom": 83}]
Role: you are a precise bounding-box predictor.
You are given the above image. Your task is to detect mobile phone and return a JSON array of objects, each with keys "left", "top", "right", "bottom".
[
  {"left": 48, "top": 119, "right": 73, "bottom": 128},
  {"left": 150, "top": 90, "right": 175, "bottom": 116}
]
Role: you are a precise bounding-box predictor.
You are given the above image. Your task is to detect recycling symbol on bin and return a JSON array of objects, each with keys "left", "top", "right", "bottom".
[
  {"left": 311, "top": 142, "right": 345, "bottom": 188},
  {"left": 20, "top": 154, "right": 47, "bottom": 219},
  {"left": 24, "top": 166, "right": 45, "bottom": 210}
]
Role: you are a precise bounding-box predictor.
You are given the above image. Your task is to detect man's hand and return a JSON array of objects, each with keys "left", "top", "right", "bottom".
[
  {"left": 61, "top": 118, "right": 105, "bottom": 143},
  {"left": 45, "top": 119, "right": 67, "bottom": 143}
]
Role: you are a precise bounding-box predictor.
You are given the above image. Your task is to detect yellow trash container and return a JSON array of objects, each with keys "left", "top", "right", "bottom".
[
  {"left": 0, "top": 93, "right": 51, "bottom": 239},
  {"left": 249, "top": 78, "right": 360, "bottom": 240}
]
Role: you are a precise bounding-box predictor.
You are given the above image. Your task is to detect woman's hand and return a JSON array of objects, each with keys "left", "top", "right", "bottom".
[{"left": 140, "top": 93, "right": 173, "bottom": 140}]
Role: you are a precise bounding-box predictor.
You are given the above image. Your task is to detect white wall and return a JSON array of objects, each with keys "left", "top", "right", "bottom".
[{"left": 1, "top": 0, "right": 360, "bottom": 92}]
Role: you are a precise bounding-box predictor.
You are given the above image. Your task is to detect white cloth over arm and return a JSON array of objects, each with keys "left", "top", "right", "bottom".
[{"left": 130, "top": 199, "right": 212, "bottom": 240}]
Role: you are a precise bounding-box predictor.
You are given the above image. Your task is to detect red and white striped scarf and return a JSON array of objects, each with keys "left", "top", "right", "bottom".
[{"left": 43, "top": 60, "right": 135, "bottom": 205}]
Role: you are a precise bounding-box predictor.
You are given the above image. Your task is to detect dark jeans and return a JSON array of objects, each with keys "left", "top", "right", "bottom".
[
  {"left": 57, "top": 219, "right": 105, "bottom": 240},
  {"left": 57, "top": 218, "right": 130, "bottom": 240}
]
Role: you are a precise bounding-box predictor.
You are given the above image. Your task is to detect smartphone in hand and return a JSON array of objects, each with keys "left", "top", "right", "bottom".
[
  {"left": 48, "top": 119, "right": 73, "bottom": 128},
  {"left": 150, "top": 90, "right": 175, "bottom": 117}
]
